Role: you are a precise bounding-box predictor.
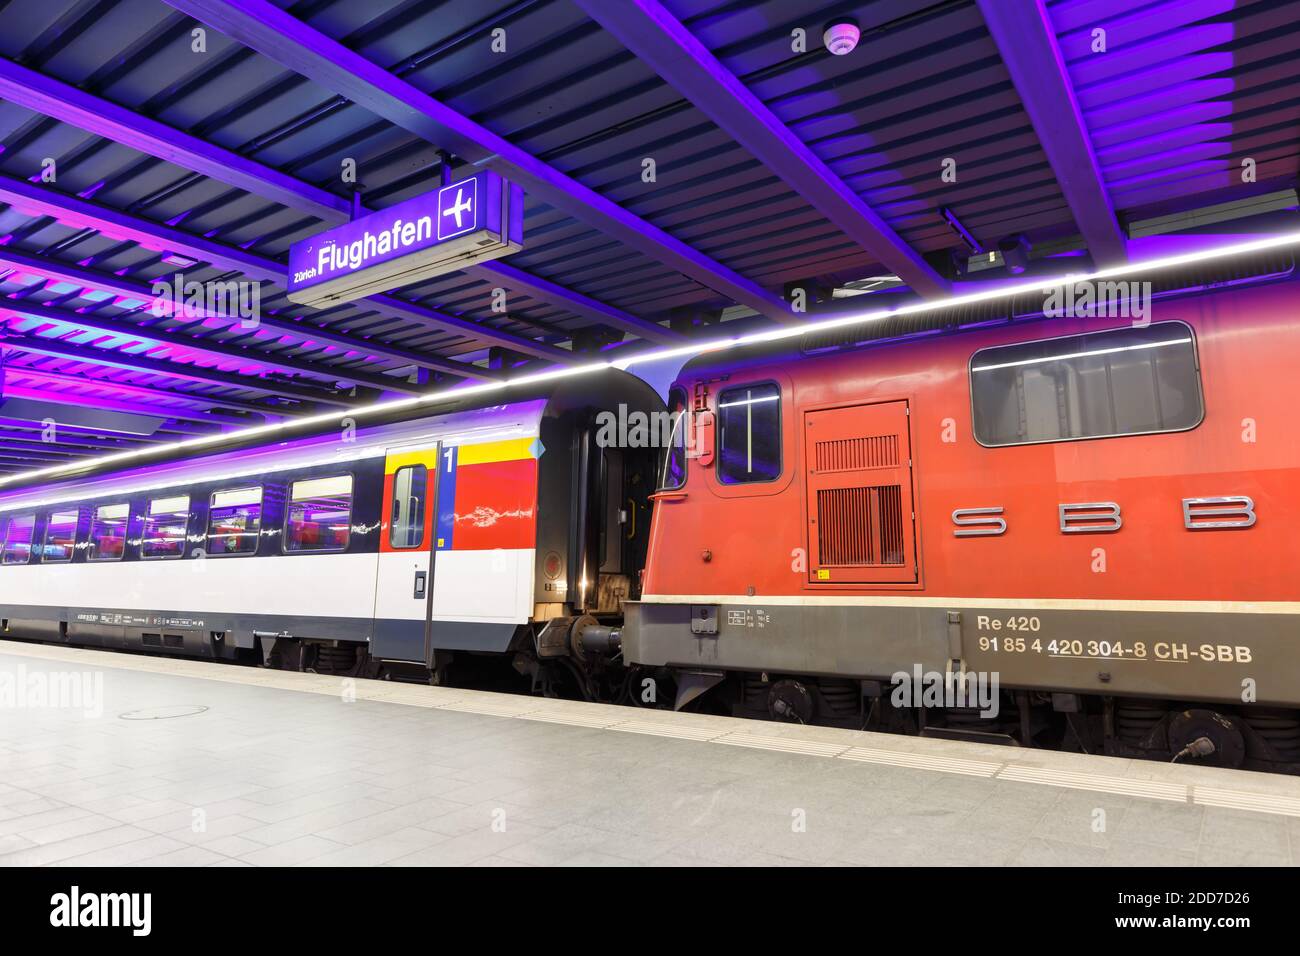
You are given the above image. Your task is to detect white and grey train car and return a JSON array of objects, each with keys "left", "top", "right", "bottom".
[{"left": 0, "top": 370, "right": 661, "bottom": 691}]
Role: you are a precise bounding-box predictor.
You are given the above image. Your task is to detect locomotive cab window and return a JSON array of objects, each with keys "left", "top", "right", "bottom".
[
  {"left": 142, "top": 495, "right": 190, "bottom": 559},
  {"left": 2, "top": 514, "right": 35, "bottom": 565},
  {"left": 389, "top": 465, "right": 427, "bottom": 549},
  {"left": 88, "top": 504, "right": 129, "bottom": 561},
  {"left": 208, "top": 487, "right": 264, "bottom": 556},
  {"left": 42, "top": 509, "right": 80, "bottom": 562},
  {"left": 970, "top": 322, "right": 1203, "bottom": 447},
  {"left": 717, "top": 383, "right": 782, "bottom": 483},
  {"left": 658, "top": 386, "right": 689, "bottom": 490},
  {"left": 285, "top": 475, "right": 353, "bottom": 553}
]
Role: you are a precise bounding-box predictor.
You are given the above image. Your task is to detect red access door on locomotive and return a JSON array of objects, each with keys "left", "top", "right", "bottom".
[{"left": 805, "top": 400, "right": 917, "bottom": 585}]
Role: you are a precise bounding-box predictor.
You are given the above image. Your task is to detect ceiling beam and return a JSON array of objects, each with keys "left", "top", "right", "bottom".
[
  {"left": 573, "top": 0, "right": 948, "bottom": 298},
  {"left": 0, "top": 366, "right": 297, "bottom": 420},
  {"left": 0, "top": 55, "right": 679, "bottom": 346},
  {"left": 0, "top": 334, "right": 352, "bottom": 406},
  {"left": 0, "top": 427, "right": 158, "bottom": 450},
  {"left": 976, "top": 0, "right": 1127, "bottom": 266},
  {"left": 0, "top": 173, "right": 573, "bottom": 365},
  {"left": 163, "top": 0, "right": 794, "bottom": 323},
  {"left": 4, "top": 299, "right": 427, "bottom": 396},
  {"left": 0, "top": 441, "right": 91, "bottom": 458}
]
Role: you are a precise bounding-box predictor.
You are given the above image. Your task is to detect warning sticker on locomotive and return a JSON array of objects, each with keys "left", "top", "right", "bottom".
[{"left": 726, "top": 608, "right": 771, "bottom": 628}]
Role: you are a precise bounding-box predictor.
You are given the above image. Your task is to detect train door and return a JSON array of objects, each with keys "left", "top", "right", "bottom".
[
  {"left": 805, "top": 400, "right": 918, "bottom": 584},
  {"left": 371, "top": 443, "right": 439, "bottom": 661}
]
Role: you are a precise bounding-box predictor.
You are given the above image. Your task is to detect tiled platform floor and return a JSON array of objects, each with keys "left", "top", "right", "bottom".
[{"left": 1, "top": 640, "right": 1298, "bottom": 866}]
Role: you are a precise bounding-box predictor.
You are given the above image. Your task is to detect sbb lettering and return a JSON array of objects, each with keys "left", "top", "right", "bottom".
[
  {"left": 951, "top": 496, "right": 1258, "bottom": 535},
  {"left": 1199, "top": 644, "right": 1252, "bottom": 663}
]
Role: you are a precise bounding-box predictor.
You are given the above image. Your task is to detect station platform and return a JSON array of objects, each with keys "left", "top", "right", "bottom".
[{"left": 1, "top": 640, "right": 1298, "bottom": 867}]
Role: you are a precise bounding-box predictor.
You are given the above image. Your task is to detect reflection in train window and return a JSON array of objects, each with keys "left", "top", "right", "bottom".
[
  {"left": 207, "top": 487, "right": 263, "bottom": 555},
  {"left": 42, "top": 509, "right": 80, "bottom": 562},
  {"left": 658, "top": 386, "right": 688, "bottom": 490},
  {"left": 142, "top": 495, "right": 190, "bottom": 559},
  {"left": 2, "top": 514, "right": 35, "bottom": 565},
  {"left": 389, "top": 465, "right": 427, "bottom": 549},
  {"left": 717, "top": 382, "right": 782, "bottom": 484},
  {"left": 88, "top": 503, "right": 129, "bottom": 561},
  {"left": 285, "top": 475, "right": 353, "bottom": 553},
  {"left": 970, "top": 322, "right": 1204, "bottom": 446}
]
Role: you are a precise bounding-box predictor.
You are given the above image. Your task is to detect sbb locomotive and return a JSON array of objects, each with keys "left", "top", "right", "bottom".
[
  {"left": 628, "top": 259, "right": 1300, "bottom": 771},
  {"left": 1, "top": 256, "right": 1298, "bottom": 771}
]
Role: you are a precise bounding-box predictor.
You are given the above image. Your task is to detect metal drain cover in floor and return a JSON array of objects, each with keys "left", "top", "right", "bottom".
[{"left": 118, "top": 704, "right": 209, "bottom": 720}]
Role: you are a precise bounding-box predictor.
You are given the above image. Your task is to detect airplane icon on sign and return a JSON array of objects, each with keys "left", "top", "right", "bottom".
[{"left": 443, "top": 187, "right": 473, "bottom": 229}]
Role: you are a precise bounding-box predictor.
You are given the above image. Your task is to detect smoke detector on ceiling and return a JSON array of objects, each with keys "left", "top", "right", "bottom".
[{"left": 823, "top": 20, "right": 861, "bottom": 55}]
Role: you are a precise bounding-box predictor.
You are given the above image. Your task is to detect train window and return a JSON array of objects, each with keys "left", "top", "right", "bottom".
[
  {"left": 88, "top": 503, "right": 129, "bottom": 561},
  {"left": 2, "top": 514, "right": 35, "bottom": 565},
  {"left": 285, "top": 475, "right": 353, "bottom": 553},
  {"left": 970, "top": 322, "right": 1203, "bottom": 447},
  {"left": 142, "top": 495, "right": 190, "bottom": 559},
  {"left": 41, "top": 509, "right": 80, "bottom": 562},
  {"left": 389, "top": 465, "right": 427, "bottom": 549},
  {"left": 207, "top": 487, "right": 263, "bottom": 556},
  {"left": 658, "top": 387, "right": 688, "bottom": 490},
  {"left": 717, "top": 382, "right": 782, "bottom": 484}
]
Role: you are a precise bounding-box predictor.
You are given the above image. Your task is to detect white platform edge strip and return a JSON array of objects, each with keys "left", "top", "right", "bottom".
[
  {"left": 6, "top": 640, "right": 1300, "bottom": 817},
  {"left": 840, "top": 747, "right": 1001, "bottom": 777},
  {"left": 1192, "top": 787, "right": 1300, "bottom": 816},
  {"left": 996, "top": 765, "right": 1188, "bottom": 802}
]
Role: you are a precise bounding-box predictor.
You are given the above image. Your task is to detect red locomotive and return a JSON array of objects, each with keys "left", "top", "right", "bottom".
[{"left": 626, "top": 263, "right": 1300, "bottom": 771}]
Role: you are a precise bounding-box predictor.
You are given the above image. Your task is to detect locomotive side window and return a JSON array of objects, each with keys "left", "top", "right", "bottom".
[
  {"left": 142, "top": 495, "right": 190, "bottom": 559},
  {"left": 658, "top": 387, "right": 688, "bottom": 490},
  {"left": 1, "top": 514, "right": 35, "bottom": 565},
  {"left": 285, "top": 475, "right": 353, "bottom": 553},
  {"left": 970, "top": 321, "right": 1203, "bottom": 447},
  {"left": 42, "top": 509, "right": 80, "bottom": 562},
  {"left": 207, "top": 487, "right": 264, "bottom": 556},
  {"left": 717, "top": 382, "right": 782, "bottom": 483},
  {"left": 389, "top": 465, "right": 427, "bottom": 549},
  {"left": 88, "top": 503, "right": 129, "bottom": 561}
]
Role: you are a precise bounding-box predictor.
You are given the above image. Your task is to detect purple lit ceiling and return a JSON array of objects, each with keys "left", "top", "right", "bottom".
[{"left": 0, "top": 0, "right": 1294, "bottom": 472}]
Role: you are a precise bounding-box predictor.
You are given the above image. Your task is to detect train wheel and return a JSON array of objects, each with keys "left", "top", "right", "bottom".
[
  {"left": 767, "top": 679, "right": 814, "bottom": 724},
  {"left": 1169, "top": 709, "right": 1246, "bottom": 768}
]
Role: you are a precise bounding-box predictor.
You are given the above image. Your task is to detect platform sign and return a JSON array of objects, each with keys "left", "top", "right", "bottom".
[{"left": 286, "top": 170, "right": 524, "bottom": 308}]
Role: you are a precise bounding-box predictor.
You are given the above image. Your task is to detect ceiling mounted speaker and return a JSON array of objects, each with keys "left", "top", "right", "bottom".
[{"left": 823, "top": 20, "right": 860, "bottom": 55}]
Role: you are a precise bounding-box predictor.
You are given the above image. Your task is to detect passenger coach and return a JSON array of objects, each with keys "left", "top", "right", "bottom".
[{"left": 0, "top": 369, "right": 661, "bottom": 696}]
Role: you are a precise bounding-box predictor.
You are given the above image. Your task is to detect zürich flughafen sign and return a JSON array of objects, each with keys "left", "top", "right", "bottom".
[{"left": 286, "top": 170, "right": 524, "bottom": 308}]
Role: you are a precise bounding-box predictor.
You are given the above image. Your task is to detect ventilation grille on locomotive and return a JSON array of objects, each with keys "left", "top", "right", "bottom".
[
  {"left": 816, "top": 485, "right": 905, "bottom": 566},
  {"left": 815, "top": 435, "right": 899, "bottom": 472}
]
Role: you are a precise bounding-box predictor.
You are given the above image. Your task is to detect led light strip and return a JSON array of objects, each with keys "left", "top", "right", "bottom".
[{"left": 3, "top": 227, "right": 1299, "bottom": 490}]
